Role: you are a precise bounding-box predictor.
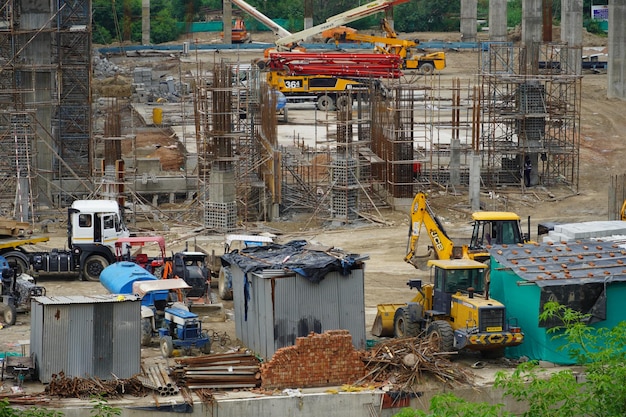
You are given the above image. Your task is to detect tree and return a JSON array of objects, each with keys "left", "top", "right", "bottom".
[{"left": 394, "top": 302, "right": 626, "bottom": 416}]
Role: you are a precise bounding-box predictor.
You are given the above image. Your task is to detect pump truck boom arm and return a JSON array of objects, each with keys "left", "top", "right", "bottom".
[
  {"left": 275, "top": 0, "right": 409, "bottom": 49},
  {"left": 229, "top": 0, "right": 291, "bottom": 39}
]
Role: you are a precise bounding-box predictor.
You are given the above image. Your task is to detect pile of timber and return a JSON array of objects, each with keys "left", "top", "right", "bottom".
[
  {"left": 0, "top": 219, "right": 30, "bottom": 237},
  {"left": 171, "top": 352, "right": 262, "bottom": 390},
  {"left": 358, "top": 336, "right": 475, "bottom": 393},
  {"left": 138, "top": 363, "right": 179, "bottom": 396}
]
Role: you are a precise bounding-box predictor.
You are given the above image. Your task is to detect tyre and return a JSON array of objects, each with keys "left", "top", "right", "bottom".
[
  {"left": 160, "top": 335, "right": 174, "bottom": 358},
  {"left": 426, "top": 320, "right": 454, "bottom": 353},
  {"left": 141, "top": 318, "right": 153, "bottom": 346},
  {"left": 335, "top": 95, "right": 352, "bottom": 111},
  {"left": 199, "top": 332, "right": 212, "bottom": 354},
  {"left": 2, "top": 303, "right": 16, "bottom": 326},
  {"left": 3, "top": 251, "right": 29, "bottom": 277},
  {"left": 316, "top": 94, "right": 335, "bottom": 111},
  {"left": 82, "top": 255, "right": 109, "bottom": 282},
  {"left": 218, "top": 266, "right": 233, "bottom": 300},
  {"left": 393, "top": 307, "right": 420, "bottom": 338},
  {"left": 419, "top": 62, "right": 435, "bottom": 75}
]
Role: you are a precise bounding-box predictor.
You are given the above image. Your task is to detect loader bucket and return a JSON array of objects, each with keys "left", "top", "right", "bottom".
[{"left": 371, "top": 303, "right": 406, "bottom": 337}]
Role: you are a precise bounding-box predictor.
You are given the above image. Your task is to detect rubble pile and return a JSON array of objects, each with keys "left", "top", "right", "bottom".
[
  {"left": 93, "top": 54, "right": 125, "bottom": 78},
  {"left": 359, "top": 336, "right": 475, "bottom": 393}
]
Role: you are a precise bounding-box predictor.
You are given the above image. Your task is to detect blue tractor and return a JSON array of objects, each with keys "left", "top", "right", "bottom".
[
  {"left": 100, "top": 261, "right": 211, "bottom": 357},
  {"left": 0, "top": 255, "right": 45, "bottom": 326}
]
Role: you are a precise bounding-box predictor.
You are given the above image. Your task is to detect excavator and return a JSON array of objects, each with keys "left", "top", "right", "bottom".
[
  {"left": 371, "top": 192, "right": 527, "bottom": 358},
  {"left": 332, "top": 19, "right": 446, "bottom": 75}
]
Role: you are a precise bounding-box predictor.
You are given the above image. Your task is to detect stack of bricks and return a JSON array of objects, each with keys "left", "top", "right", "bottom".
[{"left": 260, "top": 330, "right": 366, "bottom": 389}]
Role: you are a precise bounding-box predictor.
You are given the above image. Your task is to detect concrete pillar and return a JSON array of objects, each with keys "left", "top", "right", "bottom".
[
  {"left": 522, "top": 0, "right": 543, "bottom": 73},
  {"left": 141, "top": 0, "right": 150, "bottom": 45},
  {"left": 469, "top": 153, "right": 481, "bottom": 212},
  {"left": 561, "top": 0, "right": 583, "bottom": 75},
  {"left": 460, "top": 0, "right": 477, "bottom": 42},
  {"left": 489, "top": 0, "right": 508, "bottom": 42},
  {"left": 223, "top": 0, "right": 232, "bottom": 44},
  {"left": 385, "top": 7, "right": 395, "bottom": 32},
  {"left": 608, "top": 0, "right": 626, "bottom": 99},
  {"left": 304, "top": 0, "right": 313, "bottom": 31}
]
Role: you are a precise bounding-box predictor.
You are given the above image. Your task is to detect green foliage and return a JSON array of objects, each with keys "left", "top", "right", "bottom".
[
  {"left": 393, "top": 393, "right": 510, "bottom": 417},
  {"left": 0, "top": 399, "right": 64, "bottom": 417},
  {"left": 90, "top": 396, "right": 121, "bottom": 417},
  {"left": 151, "top": 9, "right": 183, "bottom": 44},
  {"left": 507, "top": 0, "right": 522, "bottom": 29}
]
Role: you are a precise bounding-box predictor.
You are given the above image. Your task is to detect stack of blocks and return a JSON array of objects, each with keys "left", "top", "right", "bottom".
[{"left": 260, "top": 330, "right": 365, "bottom": 389}]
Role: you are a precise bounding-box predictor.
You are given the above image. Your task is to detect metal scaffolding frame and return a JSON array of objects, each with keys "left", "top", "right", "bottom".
[
  {"left": 0, "top": 0, "right": 92, "bottom": 219},
  {"left": 479, "top": 42, "right": 581, "bottom": 189}
]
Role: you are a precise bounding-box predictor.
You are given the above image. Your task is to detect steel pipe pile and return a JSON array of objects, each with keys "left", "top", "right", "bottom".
[
  {"left": 140, "top": 364, "right": 180, "bottom": 396},
  {"left": 172, "top": 352, "right": 262, "bottom": 390}
]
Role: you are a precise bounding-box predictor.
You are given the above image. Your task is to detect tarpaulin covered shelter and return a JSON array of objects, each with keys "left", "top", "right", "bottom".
[{"left": 222, "top": 240, "right": 369, "bottom": 359}]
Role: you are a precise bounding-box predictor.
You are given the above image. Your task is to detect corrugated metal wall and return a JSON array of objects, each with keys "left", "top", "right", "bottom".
[
  {"left": 232, "top": 267, "right": 366, "bottom": 359},
  {"left": 30, "top": 295, "right": 141, "bottom": 383}
]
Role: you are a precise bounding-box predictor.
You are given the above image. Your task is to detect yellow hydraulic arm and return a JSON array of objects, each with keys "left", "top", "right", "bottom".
[{"left": 404, "top": 193, "right": 456, "bottom": 267}]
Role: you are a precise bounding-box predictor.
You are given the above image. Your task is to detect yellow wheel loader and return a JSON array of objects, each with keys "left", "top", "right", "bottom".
[
  {"left": 373, "top": 259, "right": 524, "bottom": 358},
  {"left": 372, "top": 192, "right": 528, "bottom": 357}
]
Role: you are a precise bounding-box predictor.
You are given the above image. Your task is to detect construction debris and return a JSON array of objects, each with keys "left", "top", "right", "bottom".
[
  {"left": 358, "top": 336, "right": 475, "bottom": 393},
  {"left": 171, "top": 352, "right": 262, "bottom": 390},
  {"left": 45, "top": 372, "right": 148, "bottom": 399}
]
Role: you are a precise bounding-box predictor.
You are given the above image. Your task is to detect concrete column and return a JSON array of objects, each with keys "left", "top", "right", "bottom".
[
  {"left": 385, "top": 7, "right": 395, "bottom": 32},
  {"left": 522, "top": 0, "right": 543, "bottom": 73},
  {"left": 141, "top": 0, "right": 150, "bottom": 45},
  {"left": 304, "top": 0, "right": 313, "bottom": 31},
  {"left": 608, "top": 0, "right": 626, "bottom": 99},
  {"left": 460, "top": 0, "right": 478, "bottom": 42},
  {"left": 223, "top": 0, "right": 232, "bottom": 44},
  {"left": 561, "top": 0, "right": 583, "bottom": 75},
  {"left": 489, "top": 0, "right": 507, "bottom": 42},
  {"left": 469, "top": 153, "right": 481, "bottom": 212}
]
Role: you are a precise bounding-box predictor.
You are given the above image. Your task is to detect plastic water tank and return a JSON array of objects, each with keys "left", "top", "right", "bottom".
[{"left": 100, "top": 261, "right": 157, "bottom": 294}]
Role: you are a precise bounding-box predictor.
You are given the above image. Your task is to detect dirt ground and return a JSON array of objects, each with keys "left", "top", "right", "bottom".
[{"left": 2, "top": 29, "right": 623, "bottom": 390}]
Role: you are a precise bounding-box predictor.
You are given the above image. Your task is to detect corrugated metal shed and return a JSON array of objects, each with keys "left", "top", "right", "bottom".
[
  {"left": 224, "top": 240, "right": 367, "bottom": 359},
  {"left": 31, "top": 294, "right": 141, "bottom": 383},
  {"left": 489, "top": 238, "right": 626, "bottom": 364}
]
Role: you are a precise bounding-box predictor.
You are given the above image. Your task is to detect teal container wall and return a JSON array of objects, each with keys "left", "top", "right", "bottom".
[
  {"left": 491, "top": 258, "right": 626, "bottom": 364},
  {"left": 176, "top": 19, "right": 302, "bottom": 33}
]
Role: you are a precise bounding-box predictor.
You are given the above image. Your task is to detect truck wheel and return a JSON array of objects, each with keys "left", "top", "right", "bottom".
[
  {"left": 3, "top": 251, "right": 29, "bottom": 277},
  {"left": 317, "top": 95, "right": 335, "bottom": 111},
  {"left": 83, "top": 255, "right": 109, "bottom": 282},
  {"left": 141, "top": 318, "right": 153, "bottom": 346},
  {"left": 336, "top": 95, "right": 351, "bottom": 111},
  {"left": 419, "top": 62, "right": 435, "bottom": 75},
  {"left": 2, "top": 303, "right": 16, "bottom": 326},
  {"left": 393, "top": 307, "right": 420, "bottom": 338},
  {"left": 426, "top": 320, "right": 454, "bottom": 353},
  {"left": 160, "top": 335, "right": 174, "bottom": 358},
  {"left": 218, "top": 266, "right": 233, "bottom": 300}
]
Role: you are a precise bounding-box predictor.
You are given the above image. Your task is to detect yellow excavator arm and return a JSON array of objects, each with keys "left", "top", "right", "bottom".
[{"left": 404, "top": 193, "right": 456, "bottom": 268}]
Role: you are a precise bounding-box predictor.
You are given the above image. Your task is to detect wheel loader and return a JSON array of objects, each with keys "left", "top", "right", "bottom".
[
  {"left": 372, "top": 192, "right": 528, "bottom": 357},
  {"left": 373, "top": 258, "right": 524, "bottom": 358}
]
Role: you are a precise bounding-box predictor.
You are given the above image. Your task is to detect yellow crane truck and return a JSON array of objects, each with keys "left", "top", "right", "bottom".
[{"left": 372, "top": 192, "right": 527, "bottom": 357}]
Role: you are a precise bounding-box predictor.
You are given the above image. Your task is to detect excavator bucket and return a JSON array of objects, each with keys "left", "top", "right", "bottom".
[
  {"left": 407, "top": 248, "right": 436, "bottom": 271},
  {"left": 371, "top": 303, "right": 406, "bottom": 337}
]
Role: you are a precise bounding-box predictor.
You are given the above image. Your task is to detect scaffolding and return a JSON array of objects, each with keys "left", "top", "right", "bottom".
[
  {"left": 479, "top": 42, "right": 581, "bottom": 189},
  {"left": 0, "top": 0, "right": 92, "bottom": 219}
]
